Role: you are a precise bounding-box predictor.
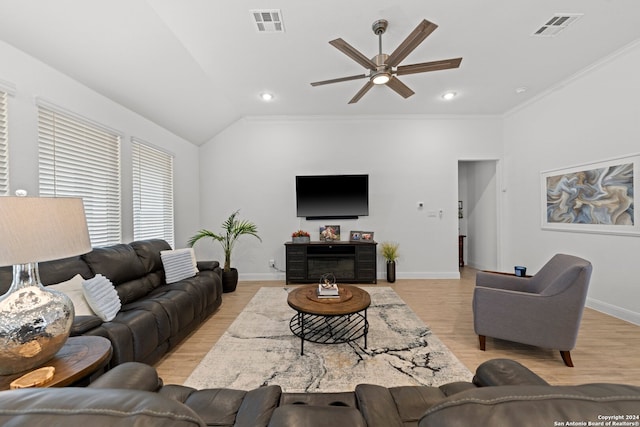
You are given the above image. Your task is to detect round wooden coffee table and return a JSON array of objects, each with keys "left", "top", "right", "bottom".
[{"left": 287, "top": 285, "right": 371, "bottom": 355}]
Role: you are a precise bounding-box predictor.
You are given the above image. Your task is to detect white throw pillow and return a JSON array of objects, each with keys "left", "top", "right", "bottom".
[
  {"left": 48, "top": 274, "right": 95, "bottom": 316},
  {"left": 161, "top": 248, "right": 199, "bottom": 284},
  {"left": 82, "top": 274, "right": 121, "bottom": 322}
]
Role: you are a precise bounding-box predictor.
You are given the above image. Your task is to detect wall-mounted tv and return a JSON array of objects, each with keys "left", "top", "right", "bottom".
[{"left": 296, "top": 174, "right": 369, "bottom": 220}]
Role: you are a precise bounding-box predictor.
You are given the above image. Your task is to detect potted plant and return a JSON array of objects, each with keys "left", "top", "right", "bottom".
[
  {"left": 380, "top": 241, "right": 399, "bottom": 283},
  {"left": 188, "top": 210, "right": 261, "bottom": 293},
  {"left": 292, "top": 230, "right": 311, "bottom": 243}
]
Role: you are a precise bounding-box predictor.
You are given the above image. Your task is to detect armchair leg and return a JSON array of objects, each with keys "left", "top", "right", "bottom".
[
  {"left": 560, "top": 351, "right": 574, "bottom": 367},
  {"left": 478, "top": 335, "right": 486, "bottom": 351}
]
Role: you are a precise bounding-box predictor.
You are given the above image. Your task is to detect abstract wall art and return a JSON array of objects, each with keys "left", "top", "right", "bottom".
[{"left": 541, "top": 154, "right": 639, "bottom": 236}]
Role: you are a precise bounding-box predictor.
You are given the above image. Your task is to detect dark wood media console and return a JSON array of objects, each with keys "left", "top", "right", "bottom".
[{"left": 285, "top": 241, "right": 377, "bottom": 284}]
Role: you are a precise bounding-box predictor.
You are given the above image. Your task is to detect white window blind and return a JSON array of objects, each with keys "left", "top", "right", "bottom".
[
  {"left": 38, "top": 106, "right": 121, "bottom": 247},
  {"left": 132, "top": 138, "right": 174, "bottom": 248},
  {"left": 0, "top": 91, "right": 8, "bottom": 195}
]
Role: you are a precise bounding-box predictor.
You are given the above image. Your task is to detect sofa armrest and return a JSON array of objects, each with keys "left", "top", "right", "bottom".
[
  {"left": 197, "top": 260, "right": 220, "bottom": 271},
  {"left": 70, "top": 315, "right": 103, "bottom": 335},
  {"left": 0, "top": 388, "right": 205, "bottom": 427},
  {"left": 472, "top": 359, "right": 549, "bottom": 387},
  {"left": 88, "top": 362, "right": 163, "bottom": 391}
]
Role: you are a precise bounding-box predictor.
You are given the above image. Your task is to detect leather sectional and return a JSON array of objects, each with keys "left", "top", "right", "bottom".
[
  {"left": 0, "top": 359, "right": 638, "bottom": 426},
  {"left": 0, "top": 239, "right": 223, "bottom": 367}
]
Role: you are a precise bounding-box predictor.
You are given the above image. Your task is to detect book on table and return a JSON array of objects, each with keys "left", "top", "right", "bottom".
[{"left": 317, "top": 282, "right": 339, "bottom": 297}]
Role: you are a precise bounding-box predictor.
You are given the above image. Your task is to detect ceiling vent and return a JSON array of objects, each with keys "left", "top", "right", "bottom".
[
  {"left": 250, "top": 9, "right": 284, "bottom": 33},
  {"left": 532, "top": 13, "right": 582, "bottom": 37}
]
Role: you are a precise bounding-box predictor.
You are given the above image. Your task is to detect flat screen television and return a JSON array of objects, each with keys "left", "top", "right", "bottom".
[{"left": 296, "top": 174, "right": 369, "bottom": 220}]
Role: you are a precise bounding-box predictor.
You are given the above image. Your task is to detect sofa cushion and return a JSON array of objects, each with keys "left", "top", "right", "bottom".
[
  {"left": 161, "top": 248, "right": 199, "bottom": 283},
  {"left": 82, "top": 274, "right": 121, "bottom": 321},
  {"left": 83, "top": 243, "right": 147, "bottom": 285},
  {"left": 268, "top": 405, "right": 367, "bottom": 427},
  {"left": 48, "top": 274, "right": 95, "bottom": 316},
  {"left": 131, "top": 239, "right": 172, "bottom": 274}
]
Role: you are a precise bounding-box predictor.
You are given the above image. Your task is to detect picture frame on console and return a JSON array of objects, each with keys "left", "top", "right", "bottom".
[
  {"left": 361, "top": 231, "right": 374, "bottom": 241},
  {"left": 350, "top": 231, "right": 362, "bottom": 241},
  {"left": 320, "top": 225, "right": 340, "bottom": 241},
  {"left": 540, "top": 153, "right": 639, "bottom": 236}
]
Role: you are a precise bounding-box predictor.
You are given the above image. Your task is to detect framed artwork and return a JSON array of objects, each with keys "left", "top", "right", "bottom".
[
  {"left": 541, "top": 154, "right": 638, "bottom": 236},
  {"left": 360, "top": 231, "right": 374, "bottom": 241},
  {"left": 320, "top": 225, "right": 340, "bottom": 241},
  {"left": 350, "top": 231, "right": 362, "bottom": 241}
]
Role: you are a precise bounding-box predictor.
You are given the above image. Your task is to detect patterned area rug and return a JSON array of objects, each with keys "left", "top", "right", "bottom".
[{"left": 184, "top": 287, "right": 472, "bottom": 392}]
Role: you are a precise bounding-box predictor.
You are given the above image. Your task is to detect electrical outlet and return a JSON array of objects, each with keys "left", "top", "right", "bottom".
[{"left": 269, "top": 259, "right": 275, "bottom": 268}]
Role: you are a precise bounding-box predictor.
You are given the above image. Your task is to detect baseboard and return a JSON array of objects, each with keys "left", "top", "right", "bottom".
[{"left": 587, "top": 297, "right": 640, "bottom": 326}]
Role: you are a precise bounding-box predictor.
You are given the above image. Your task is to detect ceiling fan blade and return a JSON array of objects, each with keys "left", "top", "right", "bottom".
[
  {"left": 348, "top": 81, "right": 374, "bottom": 104},
  {"left": 386, "top": 77, "right": 415, "bottom": 99},
  {"left": 329, "top": 38, "right": 377, "bottom": 70},
  {"left": 396, "top": 58, "right": 462, "bottom": 75},
  {"left": 387, "top": 19, "right": 438, "bottom": 67},
  {"left": 310, "top": 74, "right": 368, "bottom": 87}
]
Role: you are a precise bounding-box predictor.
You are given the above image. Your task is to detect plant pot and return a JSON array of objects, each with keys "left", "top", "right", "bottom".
[
  {"left": 221, "top": 268, "right": 239, "bottom": 293},
  {"left": 292, "top": 236, "right": 310, "bottom": 243},
  {"left": 386, "top": 260, "right": 396, "bottom": 283}
]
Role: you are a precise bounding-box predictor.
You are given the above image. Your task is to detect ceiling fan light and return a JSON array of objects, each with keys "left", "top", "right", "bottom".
[
  {"left": 371, "top": 72, "right": 390, "bottom": 85},
  {"left": 442, "top": 91, "right": 457, "bottom": 100},
  {"left": 260, "top": 92, "right": 274, "bottom": 101}
]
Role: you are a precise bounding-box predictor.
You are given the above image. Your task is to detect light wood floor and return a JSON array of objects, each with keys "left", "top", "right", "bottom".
[{"left": 155, "top": 268, "right": 640, "bottom": 387}]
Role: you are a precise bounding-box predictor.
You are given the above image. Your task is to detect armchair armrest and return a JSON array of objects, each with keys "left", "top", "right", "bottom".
[{"left": 476, "top": 270, "right": 532, "bottom": 291}]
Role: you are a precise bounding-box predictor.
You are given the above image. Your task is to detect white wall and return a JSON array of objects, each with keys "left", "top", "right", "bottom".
[
  {"left": 197, "top": 116, "right": 503, "bottom": 280},
  {"left": 503, "top": 41, "right": 640, "bottom": 325},
  {"left": 0, "top": 40, "right": 201, "bottom": 247}
]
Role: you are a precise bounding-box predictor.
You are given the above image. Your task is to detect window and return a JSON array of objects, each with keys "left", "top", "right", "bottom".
[
  {"left": 38, "top": 105, "right": 121, "bottom": 247},
  {"left": 0, "top": 90, "right": 8, "bottom": 195},
  {"left": 132, "top": 138, "right": 174, "bottom": 248}
]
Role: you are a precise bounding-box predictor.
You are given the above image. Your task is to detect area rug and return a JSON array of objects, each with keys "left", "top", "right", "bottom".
[{"left": 184, "top": 287, "right": 472, "bottom": 392}]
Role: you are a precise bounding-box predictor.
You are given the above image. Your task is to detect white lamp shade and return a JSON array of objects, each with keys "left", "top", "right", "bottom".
[{"left": 0, "top": 197, "right": 92, "bottom": 266}]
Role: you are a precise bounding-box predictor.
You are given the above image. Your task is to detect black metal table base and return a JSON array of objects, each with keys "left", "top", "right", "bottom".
[{"left": 289, "top": 310, "right": 368, "bottom": 355}]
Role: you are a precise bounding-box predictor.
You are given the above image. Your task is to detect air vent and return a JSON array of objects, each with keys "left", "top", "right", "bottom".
[
  {"left": 250, "top": 9, "right": 284, "bottom": 33},
  {"left": 532, "top": 13, "right": 582, "bottom": 37}
]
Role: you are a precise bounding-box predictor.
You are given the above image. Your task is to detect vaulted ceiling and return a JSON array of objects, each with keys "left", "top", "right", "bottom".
[{"left": 1, "top": 0, "right": 639, "bottom": 145}]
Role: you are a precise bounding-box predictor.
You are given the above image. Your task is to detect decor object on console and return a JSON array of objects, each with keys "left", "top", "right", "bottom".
[
  {"left": 0, "top": 196, "right": 91, "bottom": 375},
  {"left": 189, "top": 210, "right": 261, "bottom": 293},
  {"left": 291, "top": 230, "right": 310, "bottom": 244},
  {"left": 380, "top": 241, "right": 399, "bottom": 283},
  {"left": 473, "top": 253, "right": 592, "bottom": 367}
]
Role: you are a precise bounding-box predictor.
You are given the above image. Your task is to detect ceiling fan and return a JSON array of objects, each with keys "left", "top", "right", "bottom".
[{"left": 311, "top": 19, "right": 462, "bottom": 104}]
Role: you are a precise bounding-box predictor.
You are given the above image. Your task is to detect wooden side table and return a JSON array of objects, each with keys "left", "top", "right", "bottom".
[{"left": 0, "top": 336, "right": 112, "bottom": 390}]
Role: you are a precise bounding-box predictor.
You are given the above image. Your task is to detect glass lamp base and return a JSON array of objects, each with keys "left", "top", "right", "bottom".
[{"left": 0, "top": 263, "right": 74, "bottom": 375}]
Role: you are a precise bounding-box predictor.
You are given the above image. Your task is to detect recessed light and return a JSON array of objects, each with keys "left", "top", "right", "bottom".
[
  {"left": 260, "top": 92, "right": 274, "bottom": 101},
  {"left": 442, "top": 91, "right": 457, "bottom": 100}
]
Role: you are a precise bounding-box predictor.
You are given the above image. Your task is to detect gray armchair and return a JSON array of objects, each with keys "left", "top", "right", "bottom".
[{"left": 472, "top": 254, "right": 592, "bottom": 367}]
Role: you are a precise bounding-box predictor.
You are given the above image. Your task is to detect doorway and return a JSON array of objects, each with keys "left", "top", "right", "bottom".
[{"left": 458, "top": 160, "right": 499, "bottom": 271}]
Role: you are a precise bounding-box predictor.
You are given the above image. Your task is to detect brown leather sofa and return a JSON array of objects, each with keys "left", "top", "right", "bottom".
[
  {"left": 0, "top": 239, "right": 223, "bottom": 367},
  {"left": 1, "top": 359, "right": 637, "bottom": 426}
]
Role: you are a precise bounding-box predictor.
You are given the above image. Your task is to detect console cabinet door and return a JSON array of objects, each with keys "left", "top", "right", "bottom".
[
  {"left": 286, "top": 245, "right": 306, "bottom": 284},
  {"left": 356, "top": 245, "right": 377, "bottom": 283}
]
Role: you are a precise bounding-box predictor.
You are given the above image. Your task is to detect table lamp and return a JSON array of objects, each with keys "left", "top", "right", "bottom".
[{"left": 0, "top": 195, "right": 91, "bottom": 375}]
